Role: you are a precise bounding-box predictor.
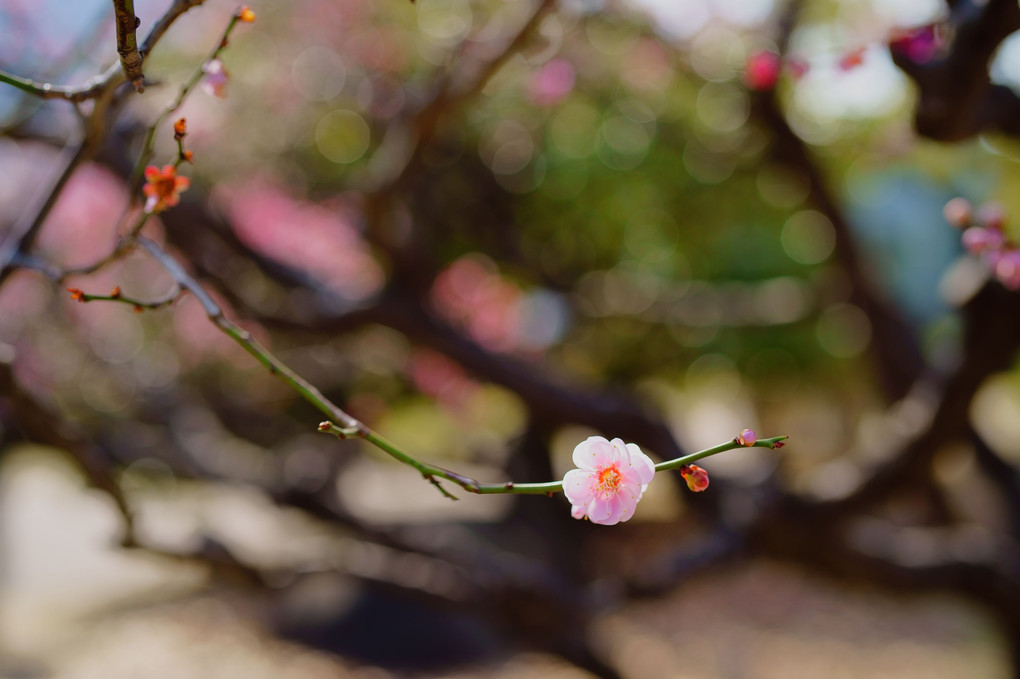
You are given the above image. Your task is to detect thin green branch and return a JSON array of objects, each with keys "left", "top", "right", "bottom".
[{"left": 319, "top": 420, "right": 788, "bottom": 497}]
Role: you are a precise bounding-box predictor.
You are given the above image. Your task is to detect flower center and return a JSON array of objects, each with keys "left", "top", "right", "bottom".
[
  {"left": 154, "top": 176, "right": 178, "bottom": 199},
  {"left": 597, "top": 465, "right": 622, "bottom": 493}
]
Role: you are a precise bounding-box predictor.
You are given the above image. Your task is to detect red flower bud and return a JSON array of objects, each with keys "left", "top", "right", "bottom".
[{"left": 679, "top": 464, "right": 710, "bottom": 492}]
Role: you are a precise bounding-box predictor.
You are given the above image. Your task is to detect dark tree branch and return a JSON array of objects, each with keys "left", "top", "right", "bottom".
[{"left": 894, "top": 0, "right": 1020, "bottom": 140}]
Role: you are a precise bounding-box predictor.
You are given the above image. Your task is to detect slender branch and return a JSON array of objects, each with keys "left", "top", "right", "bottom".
[
  {"left": 66, "top": 284, "right": 180, "bottom": 311},
  {"left": 135, "top": 236, "right": 359, "bottom": 430},
  {"left": 113, "top": 0, "right": 144, "bottom": 91}
]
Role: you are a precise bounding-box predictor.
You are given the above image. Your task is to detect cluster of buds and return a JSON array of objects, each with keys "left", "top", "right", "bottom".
[{"left": 945, "top": 198, "right": 1020, "bottom": 290}]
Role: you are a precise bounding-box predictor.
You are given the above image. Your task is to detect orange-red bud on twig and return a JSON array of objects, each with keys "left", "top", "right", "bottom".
[
  {"left": 110, "top": 286, "right": 122, "bottom": 299},
  {"left": 238, "top": 6, "right": 256, "bottom": 22},
  {"left": 173, "top": 117, "right": 187, "bottom": 140},
  {"left": 67, "top": 288, "right": 87, "bottom": 302}
]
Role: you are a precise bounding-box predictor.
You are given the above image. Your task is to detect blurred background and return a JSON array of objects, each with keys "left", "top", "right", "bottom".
[{"left": 3, "top": 0, "right": 1020, "bottom": 676}]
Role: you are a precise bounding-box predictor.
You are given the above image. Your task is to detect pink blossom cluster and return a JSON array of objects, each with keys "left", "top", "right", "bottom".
[{"left": 945, "top": 198, "right": 1020, "bottom": 290}]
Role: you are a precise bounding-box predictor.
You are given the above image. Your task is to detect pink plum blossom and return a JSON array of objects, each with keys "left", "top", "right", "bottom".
[
  {"left": 737, "top": 429, "right": 756, "bottom": 446},
  {"left": 562, "top": 436, "right": 655, "bottom": 526},
  {"left": 202, "top": 59, "right": 230, "bottom": 98}
]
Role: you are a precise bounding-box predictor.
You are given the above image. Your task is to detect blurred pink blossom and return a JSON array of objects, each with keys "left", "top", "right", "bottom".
[
  {"left": 562, "top": 436, "right": 655, "bottom": 526},
  {"left": 221, "top": 179, "right": 383, "bottom": 301},
  {"left": 37, "top": 163, "right": 127, "bottom": 268},
  {"left": 962, "top": 226, "right": 1004, "bottom": 255},
  {"left": 430, "top": 255, "right": 522, "bottom": 353},
  {"left": 202, "top": 59, "right": 230, "bottom": 98},
  {"left": 744, "top": 51, "right": 780, "bottom": 91},
  {"left": 995, "top": 250, "right": 1020, "bottom": 290},
  {"left": 407, "top": 349, "right": 479, "bottom": 410},
  {"left": 529, "top": 59, "right": 575, "bottom": 107}
]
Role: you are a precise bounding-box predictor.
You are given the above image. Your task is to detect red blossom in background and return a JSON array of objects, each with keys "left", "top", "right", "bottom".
[{"left": 744, "top": 50, "right": 781, "bottom": 90}]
